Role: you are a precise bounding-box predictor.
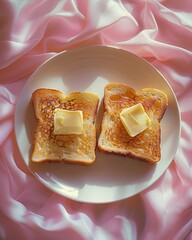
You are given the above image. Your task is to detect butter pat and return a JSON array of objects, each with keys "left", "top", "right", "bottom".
[
  {"left": 54, "top": 109, "right": 83, "bottom": 135},
  {"left": 120, "top": 103, "right": 151, "bottom": 137}
]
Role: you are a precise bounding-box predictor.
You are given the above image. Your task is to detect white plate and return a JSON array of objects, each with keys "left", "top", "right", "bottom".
[{"left": 14, "top": 46, "right": 180, "bottom": 203}]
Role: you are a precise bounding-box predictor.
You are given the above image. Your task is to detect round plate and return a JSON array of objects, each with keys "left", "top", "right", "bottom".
[{"left": 14, "top": 46, "right": 180, "bottom": 203}]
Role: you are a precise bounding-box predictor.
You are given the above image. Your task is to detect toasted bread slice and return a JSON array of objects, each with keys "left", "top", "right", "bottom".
[
  {"left": 31, "top": 88, "right": 99, "bottom": 165},
  {"left": 98, "top": 83, "right": 168, "bottom": 163}
]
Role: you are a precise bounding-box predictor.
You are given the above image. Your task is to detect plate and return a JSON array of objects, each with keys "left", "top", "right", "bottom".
[{"left": 14, "top": 46, "right": 180, "bottom": 203}]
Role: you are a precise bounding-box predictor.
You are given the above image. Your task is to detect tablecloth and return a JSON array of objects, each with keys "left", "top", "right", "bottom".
[{"left": 0, "top": 0, "right": 192, "bottom": 239}]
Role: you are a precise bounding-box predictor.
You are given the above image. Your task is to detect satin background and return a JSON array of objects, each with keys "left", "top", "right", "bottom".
[{"left": 0, "top": 0, "right": 192, "bottom": 239}]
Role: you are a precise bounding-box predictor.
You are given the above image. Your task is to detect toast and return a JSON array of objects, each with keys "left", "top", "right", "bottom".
[
  {"left": 98, "top": 83, "right": 168, "bottom": 163},
  {"left": 31, "top": 88, "right": 99, "bottom": 165}
]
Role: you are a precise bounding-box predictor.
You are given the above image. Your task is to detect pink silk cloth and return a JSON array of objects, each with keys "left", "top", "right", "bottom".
[{"left": 0, "top": 0, "right": 192, "bottom": 239}]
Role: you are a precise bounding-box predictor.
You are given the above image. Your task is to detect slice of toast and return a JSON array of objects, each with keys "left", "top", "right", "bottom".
[
  {"left": 31, "top": 88, "right": 99, "bottom": 165},
  {"left": 98, "top": 83, "right": 168, "bottom": 163}
]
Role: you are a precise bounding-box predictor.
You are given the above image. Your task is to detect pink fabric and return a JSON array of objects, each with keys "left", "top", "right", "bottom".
[{"left": 0, "top": 0, "right": 192, "bottom": 239}]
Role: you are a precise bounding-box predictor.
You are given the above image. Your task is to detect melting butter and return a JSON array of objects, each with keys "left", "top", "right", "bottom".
[
  {"left": 120, "top": 103, "right": 151, "bottom": 137},
  {"left": 54, "top": 109, "right": 83, "bottom": 135}
]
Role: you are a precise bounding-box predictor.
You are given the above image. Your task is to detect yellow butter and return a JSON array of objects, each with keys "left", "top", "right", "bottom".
[
  {"left": 120, "top": 103, "right": 151, "bottom": 137},
  {"left": 54, "top": 109, "right": 83, "bottom": 135}
]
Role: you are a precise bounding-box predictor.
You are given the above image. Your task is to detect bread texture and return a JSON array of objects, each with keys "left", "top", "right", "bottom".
[
  {"left": 98, "top": 83, "right": 168, "bottom": 163},
  {"left": 31, "top": 88, "right": 99, "bottom": 165}
]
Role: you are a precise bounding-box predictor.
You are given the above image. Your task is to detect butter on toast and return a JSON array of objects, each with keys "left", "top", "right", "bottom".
[
  {"left": 31, "top": 88, "right": 99, "bottom": 165},
  {"left": 98, "top": 83, "right": 168, "bottom": 163}
]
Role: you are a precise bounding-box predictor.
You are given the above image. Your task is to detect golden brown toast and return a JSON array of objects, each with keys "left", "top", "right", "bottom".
[
  {"left": 31, "top": 88, "right": 99, "bottom": 165},
  {"left": 98, "top": 83, "right": 168, "bottom": 163}
]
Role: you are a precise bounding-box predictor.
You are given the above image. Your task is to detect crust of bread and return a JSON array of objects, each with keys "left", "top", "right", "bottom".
[
  {"left": 98, "top": 83, "right": 168, "bottom": 163},
  {"left": 31, "top": 88, "right": 99, "bottom": 165}
]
